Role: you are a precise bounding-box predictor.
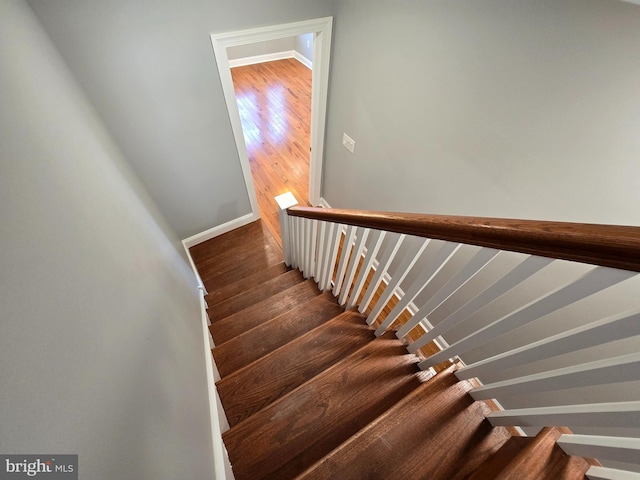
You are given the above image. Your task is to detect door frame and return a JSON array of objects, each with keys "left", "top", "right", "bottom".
[{"left": 210, "top": 17, "right": 333, "bottom": 217}]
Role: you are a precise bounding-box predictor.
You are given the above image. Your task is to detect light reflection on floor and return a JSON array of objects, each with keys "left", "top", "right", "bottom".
[{"left": 236, "top": 84, "right": 289, "bottom": 152}]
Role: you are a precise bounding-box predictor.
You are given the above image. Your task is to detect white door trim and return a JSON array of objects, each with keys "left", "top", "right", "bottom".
[{"left": 210, "top": 16, "right": 333, "bottom": 214}]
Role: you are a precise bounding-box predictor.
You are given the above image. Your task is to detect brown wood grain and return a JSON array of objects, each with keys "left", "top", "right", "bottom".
[
  {"left": 208, "top": 279, "right": 321, "bottom": 345},
  {"left": 468, "top": 437, "right": 533, "bottom": 480},
  {"left": 216, "top": 310, "right": 373, "bottom": 427},
  {"left": 212, "top": 292, "right": 344, "bottom": 377},
  {"left": 191, "top": 220, "right": 283, "bottom": 291},
  {"left": 297, "top": 368, "right": 511, "bottom": 480},
  {"left": 289, "top": 207, "right": 640, "bottom": 271},
  {"left": 205, "top": 262, "right": 289, "bottom": 307},
  {"left": 231, "top": 59, "right": 313, "bottom": 243},
  {"left": 492, "top": 427, "right": 589, "bottom": 480},
  {"left": 222, "top": 333, "right": 424, "bottom": 480},
  {"left": 208, "top": 269, "right": 304, "bottom": 322}
]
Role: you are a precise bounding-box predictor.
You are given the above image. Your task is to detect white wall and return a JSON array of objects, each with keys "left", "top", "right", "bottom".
[
  {"left": 27, "top": 0, "right": 334, "bottom": 239},
  {"left": 324, "top": 0, "right": 640, "bottom": 226},
  {"left": 0, "top": 1, "right": 215, "bottom": 478},
  {"left": 296, "top": 32, "right": 314, "bottom": 65},
  {"left": 227, "top": 36, "right": 296, "bottom": 60}
]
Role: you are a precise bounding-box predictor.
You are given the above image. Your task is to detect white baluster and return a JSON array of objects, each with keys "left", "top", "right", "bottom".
[
  {"left": 470, "top": 352, "right": 640, "bottom": 400},
  {"left": 333, "top": 225, "right": 357, "bottom": 297},
  {"left": 314, "top": 221, "right": 328, "bottom": 284},
  {"left": 374, "top": 241, "right": 460, "bottom": 336},
  {"left": 338, "top": 227, "right": 370, "bottom": 305},
  {"left": 308, "top": 219, "right": 318, "bottom": 279},
  {"left": 367, "top": 237, "right": 430, "bottom": 328},
  {"left": 407, "top": 255, "right": 552, "bottom": 354},
  {"left": 585, "top": 466, "right": 640, "bottom": 480},
  {"left": 346, "top": 230, "right": 386, "bottom": 310},
  {"left": 456, "top": 310, "right": 640, "bottom": 381},
  {"left": 419, "top": 266, "right": 634, "bottom": 370},
  {"left": 358, "top": 234, "right": 406, "bottom": 313},
  {"left": 487, "top": 401, "right": 640, "bottom": 428},
  {"left": 558, "top": 435, "right": 640, "bottom": 466},
  {"left": 396, "top": 247, "right": 499, "bottom": 340},
  {"left": 321, "top": 223, "right": 342, "bottom": 291}
]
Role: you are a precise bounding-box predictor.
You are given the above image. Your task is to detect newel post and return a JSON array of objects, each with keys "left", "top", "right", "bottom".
[{"left": 275, "top": 192, "right": 298, "bottom": 267}]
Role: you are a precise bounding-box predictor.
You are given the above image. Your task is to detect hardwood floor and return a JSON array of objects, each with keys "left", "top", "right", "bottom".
[{"left": 231, "top": 58, "right": 313, "bottom": 243}]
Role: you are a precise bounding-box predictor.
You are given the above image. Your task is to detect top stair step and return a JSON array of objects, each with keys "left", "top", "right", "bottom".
[{"left": 189, "top": 221, "right": 283, "bottom": 291}]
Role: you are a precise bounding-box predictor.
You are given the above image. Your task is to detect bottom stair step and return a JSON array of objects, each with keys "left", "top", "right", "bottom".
[
  {"left": 217, "top": 310, "right": 373, "bottom": 427},
  {"left": 222, "top": 332, "right": 426, "bottom": 480},
  {"left": 297, "top": 367, "right": 511, "bottom": 480},
  {"left": 468, "top": 436, "right": 532, "bottom": 480},
  {"left": 492, "top": 427, "right": 589, "bottom": 480}
]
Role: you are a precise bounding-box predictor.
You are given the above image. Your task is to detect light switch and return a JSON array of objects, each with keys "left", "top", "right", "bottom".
[{"left": 342, "top": 133, "right": 355, "bottom": 153}]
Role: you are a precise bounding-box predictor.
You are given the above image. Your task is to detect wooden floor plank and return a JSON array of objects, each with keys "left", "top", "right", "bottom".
[
  {"left": 209, "top": 279, "right": 321, "bottom": 344},
  {"left": 217, "top": 310, "right": 373, "bottom": 427},
  {"left": 212, "top": 292, "right": 344, "bottom": 377},
  {"left": 231, "top": 59, "right": 313, "bottom": 242},
  {"left": 222, "top": 332, "right": 424, "bottom": 480}
]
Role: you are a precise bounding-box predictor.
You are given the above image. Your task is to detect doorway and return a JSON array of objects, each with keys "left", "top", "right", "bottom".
[
  {"left": 230, "top": 55, "right": 312, "bottom": 237},
  {"left": 210, "top": 17, "right": 333, "bottom": 239}
]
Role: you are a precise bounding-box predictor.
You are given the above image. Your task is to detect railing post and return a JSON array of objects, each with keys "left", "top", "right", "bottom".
[{"left": 275, "top": 192, "right": 298, "bottom": 267}]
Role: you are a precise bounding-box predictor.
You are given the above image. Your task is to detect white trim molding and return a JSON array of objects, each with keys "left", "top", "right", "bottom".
[
  {"left": 210, "top": 17, "right": 332, "bottom": 211},
  {"left": 182, "top": 212, "right": 258, "bottom": 249},
  {"left": 229, "top": 50, "right": 312, "bottom": 69},
  {"left": 198, "top": 289, "right": 233, "bottom": 479},
  {"left": 294, "top": 51, "right": 313, "bottom": 70}
]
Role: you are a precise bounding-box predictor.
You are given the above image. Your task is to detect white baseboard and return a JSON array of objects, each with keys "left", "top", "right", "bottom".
[
  {"left": 318, "top": 197, "right": 332, "bottom": 208},
  {"left": 198, "top": 291, "right": 233, "bottom": 479},
  {"left": 182, "top": 212, "right": 258, "bottom": 249},
  {"left": 293, "top": 51, "right": 313, "bottom": 70},
  {"left": 229, "top": 50, "right": 312, "bottom": 69}
]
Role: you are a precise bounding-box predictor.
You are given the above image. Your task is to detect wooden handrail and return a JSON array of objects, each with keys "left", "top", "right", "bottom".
[{"left": 287, "top": 207, "right": 640, "bottom": 272}]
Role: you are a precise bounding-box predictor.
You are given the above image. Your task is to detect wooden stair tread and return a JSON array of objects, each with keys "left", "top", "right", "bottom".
[
  {"left": 222, "top": 332, "right": 425, "bottom": 480},
  {"left": 189, "top": 220, "right": 275, "bottom": 264},
  {"left": 468, "top": 436, "right": 532, "bottom": 480},
  {"left": 208, "top": 269, "right": 304, "bottom": 322},
  {"left": 212, "top": 292, "right": 344, "bottom": 377},
  {"left": 199, "top": 240, "right": 282, "bottom": 292},
  {"left": 191, "top": 222, "right": 283, "bottom": 292},
  {"left": 217, "top": 310, "right": 373, "bottom": 427},
  {"left": 494, "top": 427, "right": 589, "bottom": 480},
  {"left": 205, "top": 262, "right": 289, "bottom": 307},
  {"left": 297, "top": 368, "right": 511, "bottom": 480},
  {"left": 209, "top": 279, "right": 321, "bottom": 345}
]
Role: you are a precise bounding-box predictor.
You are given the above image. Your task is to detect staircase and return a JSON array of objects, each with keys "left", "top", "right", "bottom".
[{"left": 190, "top": 220, "right": 592, "bottom": 480}]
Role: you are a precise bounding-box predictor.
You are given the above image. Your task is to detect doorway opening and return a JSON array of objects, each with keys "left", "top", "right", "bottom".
[{"left": 211, "top": 17, "right": 333, "bottom": 240}]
